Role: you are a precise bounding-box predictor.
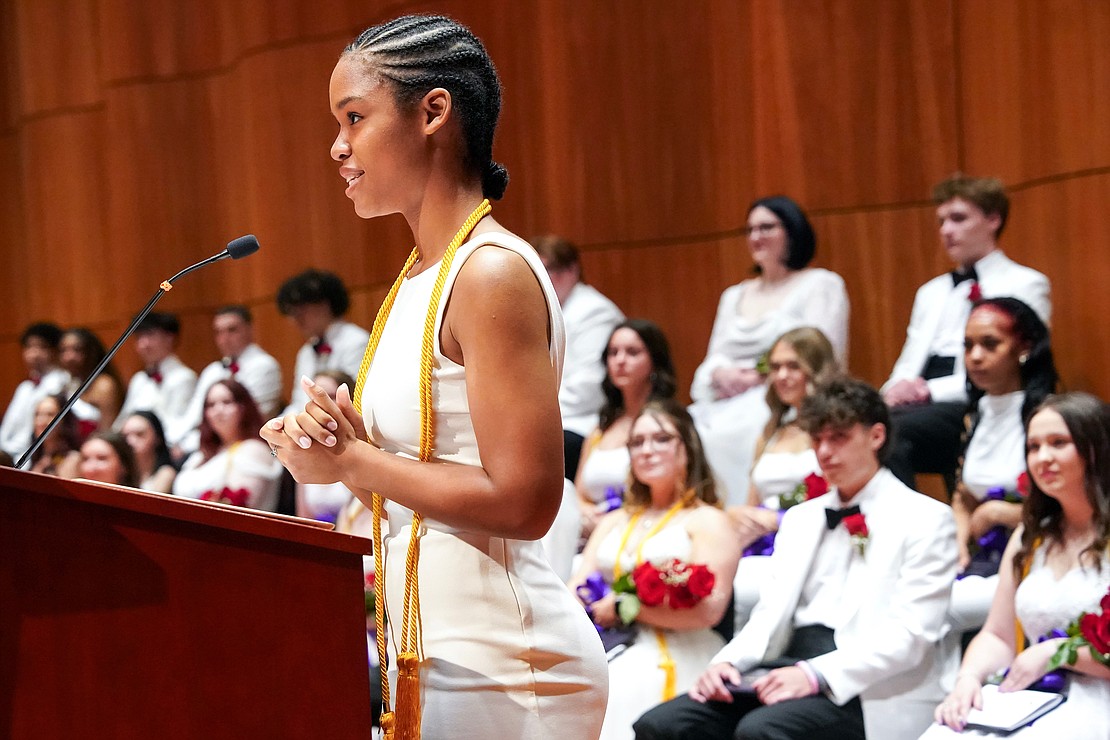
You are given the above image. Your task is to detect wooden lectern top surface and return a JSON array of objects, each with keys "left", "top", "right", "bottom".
[{"left": 0, "top": 465, "right": 372, "bottom": 555}]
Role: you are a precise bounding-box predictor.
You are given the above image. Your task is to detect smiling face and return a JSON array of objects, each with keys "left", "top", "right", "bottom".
[
  {"left": 936, "top": 197, "right": 1001, "bottom": 269},
  {"left": 22, "top": 337, "right": 54, "bottom": 377},
  {"left": 1026, "top": 408, "right": 1086, "bottom": 504},
  {"left": 329, "top": 56, "right": 427, "bottom": 220},
  {"left": 768, "top": 340, "right": 810, "bottom": 408},
  {"left": 964, "top": 306, "right": 1026, "bottom": 396},
  {"left": 628, "top": 413, "right": 688, "bottom": 496},
  {"left": 79, "top": 438, "right": 125, "bottom": 485},
  {"left": 746, "top": 205, "right": 788, "bottom": 270},
  {"left": 606, "top": 327, "right": 653, "bottom": 396},
  {"left": 33, "top": 396, "right": 61, "bottom": 437},
  {"left": 59, "top": 333, "right": 87, "bottom": 376},
  {"left": 204, "top": 383, "right": 244, "bottom": 444}
]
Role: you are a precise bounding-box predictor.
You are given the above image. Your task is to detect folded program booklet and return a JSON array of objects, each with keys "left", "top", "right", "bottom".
[{"left": 964, "top": 683, "right": 1067, "bottom": 734}]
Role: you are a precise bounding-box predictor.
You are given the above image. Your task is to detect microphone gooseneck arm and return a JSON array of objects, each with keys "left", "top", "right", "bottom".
[{"left": 15, "top": 236, "right": 260, "bottom": 470}]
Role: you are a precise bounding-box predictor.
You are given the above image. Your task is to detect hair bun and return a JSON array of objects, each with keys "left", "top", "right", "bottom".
[{"left": 482, "top": 160, "right": 509, "bottom": 200}]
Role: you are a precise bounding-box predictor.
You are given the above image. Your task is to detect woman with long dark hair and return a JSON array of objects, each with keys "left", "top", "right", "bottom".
[
  {"left": 174, "top": 380, "right": 280, "bottom": 510},
  {"left": 925, "top": 393, "right": 1110, "bottom": 738},
  {"left": 574, "top": 319, "right": 677, "bottom": 534},
  {"left": 58, "top": 327, "right": 124, "bottom": 434},
  {"left": 120, "top": 411, "right": 177, "bottom": 493}
]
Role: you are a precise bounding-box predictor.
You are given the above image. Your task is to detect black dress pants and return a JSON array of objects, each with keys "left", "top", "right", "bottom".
[{"left": 632, "top": 626, "right": 865, "bottom": 740}]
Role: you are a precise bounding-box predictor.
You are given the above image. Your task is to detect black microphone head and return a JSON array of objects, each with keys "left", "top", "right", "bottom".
[{"left": 226, "top": 234, "right": 260, "bottom": 259}]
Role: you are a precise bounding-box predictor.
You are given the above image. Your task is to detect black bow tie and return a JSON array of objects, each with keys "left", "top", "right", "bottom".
[
  {"left": 951, "top": 266, "right": 979, "bottom": 286},
  {"left": 825, "top": 505, "right": 861, "bottom": 530}
]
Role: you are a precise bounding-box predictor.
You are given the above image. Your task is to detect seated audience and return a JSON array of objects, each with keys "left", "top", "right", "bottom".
[
  {"left": 575, "top": 319, "right": 677, "bottom": 536},
  {"left": 1, "top": 322, "right": 68, "bottom": 460},
  {"left": 570, "top": 399, "right": 740, "bottom": 740},
  {"left": 173, "top": 379, "right": 282, "bottom": 511},
  {"left": 59, "top": 327, "right": 124, "bottom": 434},
  {"left": 78, "top": 431, "right": 140, "bottom": 488},
  {"left": 535, "top": 234, "right": 625, "bottom": 479},
  {"left": 115, "top": 312, "right": 197, "bottom": 441},
  {"left": 28, "top": 394, "right": 81, "bottom": 478},
  {"left": 689, "top": 195, "right": 849, "bottom": 505},
  {"left": 728, "top": 327, "right": 838, "bottom": 631},
  {"left": 295, "top": 370, "right": 357, "bottom": 522},
  {"left": 173, "top": 305, "right": 282, "bottom": 454},
  {"left": 120, "top": 411, "right": 177, "bottom": 493},
  {"left": 883, "top": 174, "right": 1051, "bottom": 493},
  {"left": 923, "top": 393, "right": 1110, "bottom": 738},
  {"left": 276, "top": 269, "right": 370, "bottom": 417},
  {"left": 949, "top": 298, "right": 1057, "bottom": 632},
  {"left": 635, "top": 378, "right": 957, "bottom": 740}
]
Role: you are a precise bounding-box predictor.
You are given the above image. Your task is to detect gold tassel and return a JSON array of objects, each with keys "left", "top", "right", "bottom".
[
  {"left": 394, "top": 652, "right": 423, "bottom": 739},
  {"left": 379, "top": 711, "right": 396, "bottom": 739}
]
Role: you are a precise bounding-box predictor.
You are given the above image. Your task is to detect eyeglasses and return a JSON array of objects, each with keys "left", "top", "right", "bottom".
[
  {"left": 743, "top": 222, "right": 782, "bottom": 238},
  {"left": 628, "top": 432, "right": 679, "bottom": 452}
]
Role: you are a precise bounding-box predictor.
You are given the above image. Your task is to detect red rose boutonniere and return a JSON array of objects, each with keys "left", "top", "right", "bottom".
[
  {"left": 779, "top": 472, "right": 829, "bottom": 510},
  {"left": 1049, "top": 585, "right": 1110, "bottom": 670},
  {"left": 199, "top": 486, "right": 251, "bottom": 507},
  {"left": 843, "top": 512, "right": 869, "bottom": 556},
  {"left": 968, "top": 282, "right": 983, "bottom": 302},
  {"left": 1016, "top": 471, "right": 1031, "bottom": 498},
  {"left": 611, "top": 559, "right": 717, "bottom": 625}
]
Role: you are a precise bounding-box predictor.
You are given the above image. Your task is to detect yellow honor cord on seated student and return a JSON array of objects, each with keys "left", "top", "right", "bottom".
[
  {"left": 352, "top": 199, "right": 492, "bottom": 740},
  {"left": 613, "top": 498, "right": 687, "bottom": 701}
]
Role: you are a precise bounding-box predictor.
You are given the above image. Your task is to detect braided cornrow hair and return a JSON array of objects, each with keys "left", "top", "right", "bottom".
[{"left": 344, "top": 15, "right": 509, "bottom": 200}]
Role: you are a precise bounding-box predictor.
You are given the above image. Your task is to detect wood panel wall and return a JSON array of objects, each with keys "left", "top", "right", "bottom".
[{"left": 1, "top": 0, "right": 1108, "bottom": 423}]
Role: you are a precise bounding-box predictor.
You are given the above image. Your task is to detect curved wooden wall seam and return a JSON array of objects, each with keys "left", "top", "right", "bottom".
[{"left": 1, "top": 0, "right": 1108, "bottom": 420}]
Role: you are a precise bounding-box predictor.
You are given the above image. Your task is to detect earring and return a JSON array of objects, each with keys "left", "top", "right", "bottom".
[{"left": 1019, "top": 353, "right": 1029, "bottom": 366}]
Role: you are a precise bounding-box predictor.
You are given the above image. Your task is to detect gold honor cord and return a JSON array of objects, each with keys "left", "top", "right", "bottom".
[{"left": 352, "top": 199, "right": 492, "bottom": 740}]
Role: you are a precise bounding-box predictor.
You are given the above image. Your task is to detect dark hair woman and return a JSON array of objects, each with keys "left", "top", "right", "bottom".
[{"left": 260, "top": 15, "right": 607, "bottom": 736}]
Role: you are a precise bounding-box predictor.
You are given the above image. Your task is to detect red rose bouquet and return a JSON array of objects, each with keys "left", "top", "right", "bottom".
[
  {"left": 843, "top": 512, "right": 869, "bottom": 556},
  {"left": 1048, "top": 585, "right": 1110, "bottom": 670},
  {"left": 199, "top": 486, "right": 251, "bottom": 507},
  {"left": 612, "top": 559, "right": 716, "bottom": 625}
]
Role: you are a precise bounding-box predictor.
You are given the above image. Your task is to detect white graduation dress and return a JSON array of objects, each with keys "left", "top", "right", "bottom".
[{"left": 360, "top": 231, "right": 608, "bottom": 739}]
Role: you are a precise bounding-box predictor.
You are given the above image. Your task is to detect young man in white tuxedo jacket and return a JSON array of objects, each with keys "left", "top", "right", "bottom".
[
  {"left": 882, "top": 174, "right": 1050, "bottom": 490},
  {"left": 634, "top": 378, "right": 957, "bottom": 740}
]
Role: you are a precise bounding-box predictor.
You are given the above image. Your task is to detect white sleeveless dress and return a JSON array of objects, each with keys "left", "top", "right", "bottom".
[
  {"left": 920, "top": 548, "right": 1110, "bottom": 739},
  {"left": 594, "top": 515, "right": 725, "bottom": 740},
  {"left": 734, "top": 448, "right": 821, "bottom": 632},
  {"left": 360, "top": 231, "right": 608, "bottom": 739}
]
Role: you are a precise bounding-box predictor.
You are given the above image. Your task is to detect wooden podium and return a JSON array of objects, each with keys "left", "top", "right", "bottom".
[{"left": 0, "top": 467, "right": 374, "bottom": 738}]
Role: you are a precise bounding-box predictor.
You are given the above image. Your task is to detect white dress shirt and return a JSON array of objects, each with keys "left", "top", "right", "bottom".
[
  {"left": 558, "top": 282, "right": 624, "bottom": 437},
  {"left": 284, "top": 320, "right": 370, "bottom": 417},
  {"left": 883, "top": 249, "right": 1051, "bottom": 403},
  {"left": 961, "top": 391, "right": 1026, "bottom": 500},
  {"left": 0, "top": 367, "right": 69, "bottom": 460},
  {"left": 115, "top": 354, "right": 197, "bottom": 438}
]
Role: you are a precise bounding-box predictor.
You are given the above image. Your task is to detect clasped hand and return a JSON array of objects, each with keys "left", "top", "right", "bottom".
[
  {"left": 689, "top": 662, "right": 814, "bottom": 705},
  {"left": 259, "top": 375, "right": 367, "bottom": 484}
]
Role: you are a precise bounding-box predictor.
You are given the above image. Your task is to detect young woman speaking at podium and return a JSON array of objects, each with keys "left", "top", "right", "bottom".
[{"left": 261, "top": 15, "right": 607, "bottom": 739}]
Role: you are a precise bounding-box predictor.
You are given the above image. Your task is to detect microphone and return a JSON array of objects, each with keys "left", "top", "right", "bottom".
[{"left": 16, "top": 235, "right": 261, "bottom": 470}]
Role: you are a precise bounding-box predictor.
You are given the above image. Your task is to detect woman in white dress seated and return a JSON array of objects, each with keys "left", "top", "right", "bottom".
[
  {"left": 78, "top": 431, "right": 139, "bottom": 487},
  {"left": 120, "top": 411, "right": 177, "bottom": 493},
  {"left": 174, "top": 379, "right": 281, "bottom": 511},
  {"left": 688, "top": 196, "right": 849, "bottom": 505},
  {"left": 575, "top": 319, "right": 677, "bottom": 536},
  {"left": 726, "top": 327, "right": 838, "bottom": 631},
  {"left": 571, "top": 399, "right": 741, "bottom": 740},
  {"left": 949, "top": 298, "right": 1057, "bottom": 631},
  {"left": 923, "top": 392, "right": 1110, "bottom": 739}
]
